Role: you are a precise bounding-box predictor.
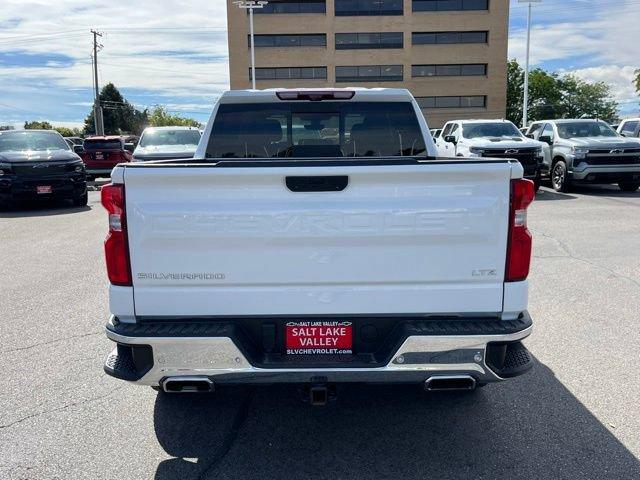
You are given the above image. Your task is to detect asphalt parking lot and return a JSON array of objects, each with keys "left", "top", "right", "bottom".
[{"left": 1, "top": 185, "right": 639, "bottom": 480}]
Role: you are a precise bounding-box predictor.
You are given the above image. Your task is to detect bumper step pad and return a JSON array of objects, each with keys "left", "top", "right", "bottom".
[
  {"left": 104, "top": 343, "right": 153, "bottom": 381},
  {"left": 486, "top": 341, "right": 534, "bottom": 378}
]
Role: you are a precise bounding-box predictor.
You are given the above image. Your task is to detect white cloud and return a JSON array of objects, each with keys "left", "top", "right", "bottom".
[
  {"left": 508, "top": 0, "right": 640, "bottom": 114},
  {"left": 566, "top": 65, "right": 637, "bottom": 103},
  {"left": 0, "top": 0, "right": 230, "bottom": 120}
]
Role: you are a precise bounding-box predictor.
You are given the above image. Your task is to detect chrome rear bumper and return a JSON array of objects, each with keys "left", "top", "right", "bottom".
[{"left": 104, "top": 315, "right": 533, "bottom": 386}]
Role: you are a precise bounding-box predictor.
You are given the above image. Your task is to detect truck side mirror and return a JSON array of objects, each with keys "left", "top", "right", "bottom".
[
  {"left": 525, "top": 133, "right": 534, "bottom": 139},
  {"left": 73, "top": 145, "right": 84, "bottom": 154},
  {"left": 124, "top": 143, "right": 135, "bottom": 153},
  {"left": 538, "top": 135, "right": 552, "bottom": 145},
  {"left": 444, "top": 135, "right": 457, "bottom": 145}
]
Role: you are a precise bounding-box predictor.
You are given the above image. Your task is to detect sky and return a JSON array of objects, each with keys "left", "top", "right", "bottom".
[{"left": 0, "top": 0, "right": 638, "bottom": 129}]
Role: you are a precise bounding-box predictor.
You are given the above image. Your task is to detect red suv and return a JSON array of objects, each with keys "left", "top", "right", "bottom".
[{"left": 81, "top": 136, "right": 133, "bottom": 180}]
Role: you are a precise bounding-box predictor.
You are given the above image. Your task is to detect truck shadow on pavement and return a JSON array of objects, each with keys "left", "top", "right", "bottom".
[
  {"left": 0, "top": 201, "right": 91, "bottom": 218},
  {"left": 152, "top": 360, "right": 640, "bottom": 480}
]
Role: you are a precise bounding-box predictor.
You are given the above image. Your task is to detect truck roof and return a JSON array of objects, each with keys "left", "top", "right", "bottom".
[
  {"left": 456, "top": 119, "right": 513, "bottom": 124},
  {"left": 219, "top": 88, "right": 415, "bottom": 104},
  {"left": 142, "top": 126, "right": 199, "bottom": 131},
  {"left": 85, "top": 135, "right": 123, "bottom": 141},
  {"left": 533, "top": 119, "right": 608, "bottom": 124}
]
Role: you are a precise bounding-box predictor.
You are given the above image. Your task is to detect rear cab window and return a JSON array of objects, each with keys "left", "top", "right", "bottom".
[
  {"left": 84, "top": 139, "right": 123, "bottom": 150},
  {"left": 621, "top": 120, "right": 639, "bottom": 136},
  {"left": 205, "top": 102, "right": 427, "bottom": 158}
]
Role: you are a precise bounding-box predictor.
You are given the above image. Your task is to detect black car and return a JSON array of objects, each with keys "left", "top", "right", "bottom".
[{"left": 0, "top": 130, "right": 87, "bottom": 207}]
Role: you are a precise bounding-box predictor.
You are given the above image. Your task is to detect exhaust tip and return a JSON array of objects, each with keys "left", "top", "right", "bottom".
[
  {"left": 425, "top": 375, "right": 476, "bottom": 392},
  {"left": 162, "top": 376, "right": 214, "bottom": 393}
]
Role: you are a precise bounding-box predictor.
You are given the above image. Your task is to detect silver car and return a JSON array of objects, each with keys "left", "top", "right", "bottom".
[{"left": 132, "top": 126, "right": 201, "bottom": 162}]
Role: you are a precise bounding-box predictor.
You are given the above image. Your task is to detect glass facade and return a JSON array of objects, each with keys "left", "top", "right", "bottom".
[
  {"left": 416, "top": 96, "right": 487, "bottom": 108},
  {"left": 335, "top": 65, "right": 403, "bottom": 82},
  {"left": 335, "top": 32, "right": 403, "bottom": 49},
  {"left": 254, "top": 1, "right": 326, "bottom": 14},
  {"left": 252, "top": 34, "right": 326, "bottom": 47},
  {"left": 413, "top": 0, "right": 489, "bottom": 12},
  {"left": 412, "top": 64, "right": 487, "bottom": 77},
  {"left": 335, "top": 0, "right": 403, "bottom": 16},
  {"left": 251, "top": 67, "right": 328, "bottom": 80},
  {"left": 412, "top": 31, "right": 488, "bottom": 44}
]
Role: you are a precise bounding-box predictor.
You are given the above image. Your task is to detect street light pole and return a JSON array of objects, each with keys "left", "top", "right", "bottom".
[
  {"left": 234, "top": 1, "right": 268, "bottom": 90},
  {"left": 519, "top": 0, "right": 541, "bottom": 128}
]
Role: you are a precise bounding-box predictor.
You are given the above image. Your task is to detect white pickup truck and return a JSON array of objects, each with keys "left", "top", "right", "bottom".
[{"left": 102, "top": 88, "right": 535, "bottom": 402}]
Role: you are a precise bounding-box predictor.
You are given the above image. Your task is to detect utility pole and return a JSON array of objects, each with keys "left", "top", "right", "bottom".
[
  {"left": 91, "top": 29, "right": 104, "bottom": 135},
  {"left": 234, "top": 1, "right": 268, "bottom": 89},
  {"left": 518, "top": 0, "right": 541, "bottom": 129}
]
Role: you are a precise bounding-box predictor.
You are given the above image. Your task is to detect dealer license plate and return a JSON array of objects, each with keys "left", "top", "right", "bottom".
[
  {"left": 36, "top": 186, "right": 52, "bottom": 194},
  {"left": 285, "top": 321, "right": 353, "bottom": 355},
  {"left": 95, "top": 152, "right": 104, "bottom": 160}
]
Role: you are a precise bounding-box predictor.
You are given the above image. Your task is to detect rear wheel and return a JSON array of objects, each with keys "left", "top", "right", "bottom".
[
  {"left": 551, "top": 160, "right": 571, "bottom": 192},
  {"left": 618, "top": 181, "right": 640, "bottom": 192}
]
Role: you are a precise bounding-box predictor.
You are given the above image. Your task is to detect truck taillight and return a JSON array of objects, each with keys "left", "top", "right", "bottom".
[
  {"left": 101, "top": 183, "right": 132, "bottom": 286},
  {"left": 506, "top": 179, "right": 535, "bottom": 282}
]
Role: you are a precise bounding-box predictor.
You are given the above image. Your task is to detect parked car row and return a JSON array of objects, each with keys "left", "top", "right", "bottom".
[
  {"left": 431, "top": 118, "right": 640, "bottom": 192},
  {"left": 0, "top": 126, "right": 202, "bottom": 208}
]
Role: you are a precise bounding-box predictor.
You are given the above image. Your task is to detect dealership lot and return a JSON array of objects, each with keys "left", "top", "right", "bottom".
[{"left": 1, "top": 186, "right": 639, "bottom": 480}]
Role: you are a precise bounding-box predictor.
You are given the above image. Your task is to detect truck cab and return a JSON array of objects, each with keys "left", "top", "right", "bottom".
[
  {"left": 617, "top": 118, "right": 640, "bottom": 139},
  {"left": 436, "top": 119, "right": 545, "bottom": 188}
]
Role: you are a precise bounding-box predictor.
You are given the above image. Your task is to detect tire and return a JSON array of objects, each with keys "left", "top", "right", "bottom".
[
  {"left": 551, "top": 160, "right": 571, "bottom": 192},
  {"left": 72, "top": 192, "right": 88, "bottom": 207},
  {"left": 618, "top": 181, "right": 640, "bottom": 192}
]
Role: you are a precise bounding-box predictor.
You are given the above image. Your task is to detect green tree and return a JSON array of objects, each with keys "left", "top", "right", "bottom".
[
  {"left": 506, "top": 60, "right": 524, "bottom": 126},
  {"left": 557, "top": 74, "right": 619, "bottom": 123},
  {"left": 506, "top": 60, "right": 620, "bottom": 125},
  {"left": 24, "top": 121, "right": 52, "bottom": 130},
  {"left": 147, "top": 106, "right": 202, "bottom": 128},
  {"left": 634, "top": 69, "right": 639, "bottom": 95},
  {"left": 527, "top": 68, "right": 564, "bottom": 121},
  {"left": 54, "top": 126, "right": 83, "bottom": 137},
  {"left": 84, "top": 83, "right": 148, "bottom": 136}
]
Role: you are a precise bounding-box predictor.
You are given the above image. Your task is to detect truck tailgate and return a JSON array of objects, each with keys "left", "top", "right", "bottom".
[{"left": 124, "top": 161, "right": 513, "bottom": 317}]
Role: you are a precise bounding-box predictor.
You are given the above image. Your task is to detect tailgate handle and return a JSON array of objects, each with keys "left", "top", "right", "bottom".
[{"left": 286, "top": 176, "right": 348, "bottom": 192}]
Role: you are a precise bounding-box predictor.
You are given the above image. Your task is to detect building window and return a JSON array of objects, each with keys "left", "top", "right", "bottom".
[
  {"left": 335, "top": 65, "right": 403, "bottom": 82},
  {"left": 412, "top": 64, "right": 487, "bottom": 77},
  {"left": 254, "top": 1, "right": 326, "bottom": 14},
  {"left": 415, "top": 96, "right": 486, "bottom": 108},
  {"left": 335, "top": 32, "right": 403, "bottom": 49},
  {"left": 412, "top": 0, "right": 489, "bottom": 12},
  {"left": 335, "top": 0, "right": 403, "bottom": 16},
  {"left": 250, "top": 67, "right": 328, "bottom": 80},
  {"left": 251, "top": 34, "right": 326, "bottom": 48},
  {"left": 412, "top": 31, "right": 488, "bottom": 45}
]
